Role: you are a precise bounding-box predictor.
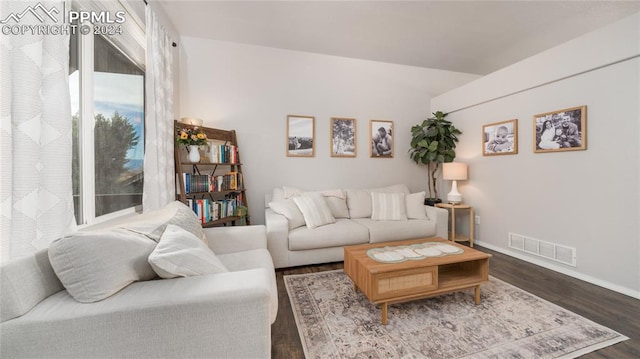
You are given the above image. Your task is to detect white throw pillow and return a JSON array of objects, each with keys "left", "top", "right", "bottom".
[
  {"left": 324, "top": 196, "right": 350, "bottom": 218},
  {"left": 48, "top": 229, "right": 157, "bottom": 303},
  {"left": 406, "top": 191, "right": 429, "bottom": 220},
  {"left": 292, "top": 193, "right": 336, "bottom": 229},
  {"left": 282, "top": 187, "right": 349, "bottom": 218},
  {"left": 268, "top": 199, "right": 306, "bottom": 229},
  {"left": 283, "top": 186, "right": 304, "bottom": 199},
  {"left": 124, "top": 201, "right": 207, "bottom": 244},
  {"left": 148, "top": 225, "right": 228, "bottom": 279},
  {"left": 371, "top": 192, "right": 408, "bottom": 221}
]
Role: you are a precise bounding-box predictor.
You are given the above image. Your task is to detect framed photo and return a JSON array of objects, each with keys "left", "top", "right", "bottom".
[
  {"left": 533, "top": 105, "right": 586, "bottom": 153},
  {"left": 482, "top": 119, "right": 518, "bottom": 156},
  {"left": 330, "top": 117, "right": 356, "bottom": 157},
  {"left": 287, "top": 115, "right": 315, "bottom": 157},
  {"left": 370, "top": 120, "right": 393, "bottom": 158}
]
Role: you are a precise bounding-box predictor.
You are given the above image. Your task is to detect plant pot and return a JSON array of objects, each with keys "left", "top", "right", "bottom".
[{"left": 424, "top": 198, "right": 442, "bottom": 207}]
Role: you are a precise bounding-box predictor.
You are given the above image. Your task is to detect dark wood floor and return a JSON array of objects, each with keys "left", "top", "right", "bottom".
[{"left": 271, "top": 245, "right": 640, "bottom": 359}]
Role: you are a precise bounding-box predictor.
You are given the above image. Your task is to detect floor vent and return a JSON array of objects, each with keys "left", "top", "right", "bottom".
[{"left": 508, "top": 233, "right": 576, "bottom": 267}]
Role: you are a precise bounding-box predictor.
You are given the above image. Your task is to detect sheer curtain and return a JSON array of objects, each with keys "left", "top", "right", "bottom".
[
  {"left": 143, "top": 5, "right": 175, "bottom": 212},
  {"left": 0, "top": 1, "right": 75, "bottom": 262}
]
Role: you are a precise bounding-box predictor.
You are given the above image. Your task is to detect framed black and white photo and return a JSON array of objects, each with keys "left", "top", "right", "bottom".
[
  {"left": 370, "top": 120, "right": 393, "bottom": 158},
  {"left": 287, "top": 115, "right": 315, "bottom": 157},
  {"left": 482, "top": 119, "right": 518, "bottom": 156},
  {"left": 534, "top": 105, "right": 587, "bottom": 153},
  {"left": 330, "top": 117, "right": 356, "bottom": 157}
]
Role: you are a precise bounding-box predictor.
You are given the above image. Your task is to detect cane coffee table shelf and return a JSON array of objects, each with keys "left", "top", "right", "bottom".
[{"left": 344, "top": 237, "right": 490, "bottom": 325}]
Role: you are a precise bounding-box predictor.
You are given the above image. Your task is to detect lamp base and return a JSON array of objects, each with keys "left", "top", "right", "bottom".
[{"left": 447, "top": 180, "right": 463, "bottom": 205}]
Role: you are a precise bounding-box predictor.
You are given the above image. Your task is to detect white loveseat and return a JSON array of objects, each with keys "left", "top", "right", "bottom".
[
  {"left": 265, "top": 184, "right": 448, "bottom": 268},
  {"left": 0, "top": 201, "right": 278, "bottom": 359}
]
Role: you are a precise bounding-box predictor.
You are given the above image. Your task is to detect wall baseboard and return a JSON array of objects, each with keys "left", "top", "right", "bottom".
[{"left": 475, "top": 240, "right": 640, "bottom": 300}]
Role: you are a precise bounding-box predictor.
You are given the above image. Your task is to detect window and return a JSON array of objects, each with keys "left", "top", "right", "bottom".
[{"left": 69, "top": 7, "right": 145, "bottom": 225}]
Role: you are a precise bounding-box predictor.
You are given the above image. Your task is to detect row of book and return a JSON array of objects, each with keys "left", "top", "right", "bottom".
[
  {"left": 178, "top": 172, "right": 244, "bottom": 193},
  {"left": 209, "top": 144, "right": 239, "bottom": 164},
  {"left": 187, "top": 198, "right": 240, "bottom": 223}
]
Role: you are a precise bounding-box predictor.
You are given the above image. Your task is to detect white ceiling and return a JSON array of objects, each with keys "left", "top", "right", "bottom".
[{"left": 155, "top": 1, "right": 640, "bottom": 75}]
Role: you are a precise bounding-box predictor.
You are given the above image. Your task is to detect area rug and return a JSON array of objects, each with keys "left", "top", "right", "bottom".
[{"left": 284, "top": 270, "right": 628, "bottom": 359}]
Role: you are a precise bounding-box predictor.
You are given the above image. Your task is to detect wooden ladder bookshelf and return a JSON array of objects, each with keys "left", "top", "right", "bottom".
[{"left": 174, "top": 120, "right": 250, "bottom": 227}]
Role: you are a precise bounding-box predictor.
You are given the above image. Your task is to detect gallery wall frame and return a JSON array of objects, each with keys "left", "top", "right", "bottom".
[
  {"left": 370, "top": 120, "right": 394, "bottom": 158},
  {"left": 287, "top": 115, "right": 315, "bottom": 157},
  {"left": 482, "top": 119, "right": 518, "bottom": 156},
  {"left": 533, "top": 105, "right": 587, "bottom": 153},
  {"left": 330, "top": 117, "right": 356, "bottom": 157}
]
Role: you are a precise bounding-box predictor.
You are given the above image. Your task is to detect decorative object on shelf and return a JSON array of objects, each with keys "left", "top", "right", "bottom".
[
  {"left": 180, "top": 117, "right": 203, "bottom": 126},
  {"left": 534, "top": 105, "right": 587, "bottom": 153},
  {"left": 176, "top": 126, "right": 208, "bottom": 146},
  {"left": 287, "top": 115, "right": 315, "bottom": 157},
  {"left": 482, "top": 119, "right": 518, "bottom": 156},
  {"left": 370, "top": 120, "right": 393, "bottom": 158},
  {"left": 176, "top": 124, "right": 208, "bottom": 163},
  {"left": 187, "top": 145, "right": 201, "bottom": 163},
  {"left": 330, "top": 117, "right": 356, "bottom": 157},
  {"left": 409, "top": 111, "right": 462, "bottom": 205},
  {"left": 443, "top": 162, "right": 468, "bottom": 204}
]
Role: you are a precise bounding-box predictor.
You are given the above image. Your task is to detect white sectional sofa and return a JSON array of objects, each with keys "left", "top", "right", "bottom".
[
  {"left": 1, "top": 201, "right": 278, "bottom": 359},
  {"left": 265, "top": 184, "right": 448, "bottom": 268}
]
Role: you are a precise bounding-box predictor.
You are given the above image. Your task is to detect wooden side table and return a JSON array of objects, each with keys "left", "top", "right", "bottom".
[{"left": 435, "top": 203, "right": 474, "bottom": 247}]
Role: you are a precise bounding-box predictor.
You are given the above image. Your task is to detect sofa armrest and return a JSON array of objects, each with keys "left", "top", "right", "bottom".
[
  {"left": 203, "top": 225, "right": 267, "bottom": 254},
  {"left": 1, "top": 269, "right": 273, "bottom": 359},
  {"left": 265, "top": 208, "right": 290, "bottom": 268},
  {"left": 425, "top": 205, "right": 449, "bottom": 239}
]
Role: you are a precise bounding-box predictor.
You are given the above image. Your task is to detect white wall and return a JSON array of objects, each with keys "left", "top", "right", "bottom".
[
  {"left": 432, "top": 13, "right": 640, "bottom": 297},
  {"left": 179, "top": 37, "right": 479, "bottom": 224}
]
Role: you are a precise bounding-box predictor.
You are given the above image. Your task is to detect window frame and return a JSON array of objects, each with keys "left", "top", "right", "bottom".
[{"left": 71, "top": 2, "right": 145, "bottom": 227}]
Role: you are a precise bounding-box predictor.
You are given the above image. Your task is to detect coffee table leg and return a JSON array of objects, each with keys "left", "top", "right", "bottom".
[
  {"left": 381, "top": 302, "right": 388, "bottom": 325},
  {"left": 474, "top": 285, "right": 481, "bottom": 304}
]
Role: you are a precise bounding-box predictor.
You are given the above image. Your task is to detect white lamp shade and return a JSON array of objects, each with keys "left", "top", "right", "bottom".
[{"left": 443, "top": 162, "right": 468, "bottom": 181}]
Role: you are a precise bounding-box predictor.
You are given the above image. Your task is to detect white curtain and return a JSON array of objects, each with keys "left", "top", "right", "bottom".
[
  {"left": 0, "top": 1, "right": 75, "bottom": 262},
  {"left": 143, "top": 6, "right": 175, "bottom": 212}
]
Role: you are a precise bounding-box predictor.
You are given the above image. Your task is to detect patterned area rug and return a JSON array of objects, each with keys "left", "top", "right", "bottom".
[{"left": 284, "top": 270, "right": 628, "bottom": 359}]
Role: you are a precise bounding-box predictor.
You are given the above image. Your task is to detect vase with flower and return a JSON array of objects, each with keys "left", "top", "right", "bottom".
[{"left": 176, "top": 126, "right": 208, "bottom": 163}]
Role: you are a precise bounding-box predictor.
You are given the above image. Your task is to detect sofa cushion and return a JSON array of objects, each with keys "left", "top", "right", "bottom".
[
  {"left": 288, "top": 219, "right": 369, "bottom": 251},
  {"left": 148, "top": 225, "right": 228, "bottom": 279},
  {"left": 123, "top": 201, "right": 207, "bottom": 244},
  {"left": 48, "top": 228, "right": 157, "bottom": 303},
  {"left": 371, "top": 192, "right": 408, "bottom": 221},
  {"left": 352, "top": 218, "right": 436, "bottom": 244},
  {"left": 282, "top": 187, "right": 349, "bottom": 218},
  {"left": 346, "top": 184, "right": 411, "bottom": 218},
  {"left": 0, "top": 249, "right": 63, "bottom": 323},
  {"left": 345, "top": 189, "right": 372, "bottom": 218},
  {"left": 293, "top": 193, "right": 336, "bottom": 229},
  {"left": 406, "top": 191, "right": 428, "bottom": 219},
  {"left": 268, "top": 199, "right": 306, "bottom": 230}
]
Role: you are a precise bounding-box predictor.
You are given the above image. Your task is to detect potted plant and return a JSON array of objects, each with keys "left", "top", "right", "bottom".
[
  {"left": 176, "top": 126, "right": 208, "bottom": 163},
  {"left": 409, "top": 111, "right": 462, "bottom": 206}
]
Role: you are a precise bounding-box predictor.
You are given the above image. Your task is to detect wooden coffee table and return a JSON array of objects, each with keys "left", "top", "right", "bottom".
[{"left": 344, "top": 237, "right": 490, "bottom": 325}]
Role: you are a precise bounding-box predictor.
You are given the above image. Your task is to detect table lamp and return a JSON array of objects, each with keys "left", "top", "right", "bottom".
[{"left": 443, "top": 162, "right": 468, "bottom": 204}]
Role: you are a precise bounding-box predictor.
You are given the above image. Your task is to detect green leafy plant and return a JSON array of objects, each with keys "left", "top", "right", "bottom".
[{"left": 409, "top": 111, "right": 462, "bottom": 201}]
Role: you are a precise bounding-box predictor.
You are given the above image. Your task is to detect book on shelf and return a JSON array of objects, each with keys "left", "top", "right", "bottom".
[
  {"left": 208, "top": 143, "right": 239, "bottom": 164},
  {"left": 184, "top": 197, "right": 238, "bottom": 223},
  {"left": 178, "top": 172, "right": 244, "bottom": 194}
]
